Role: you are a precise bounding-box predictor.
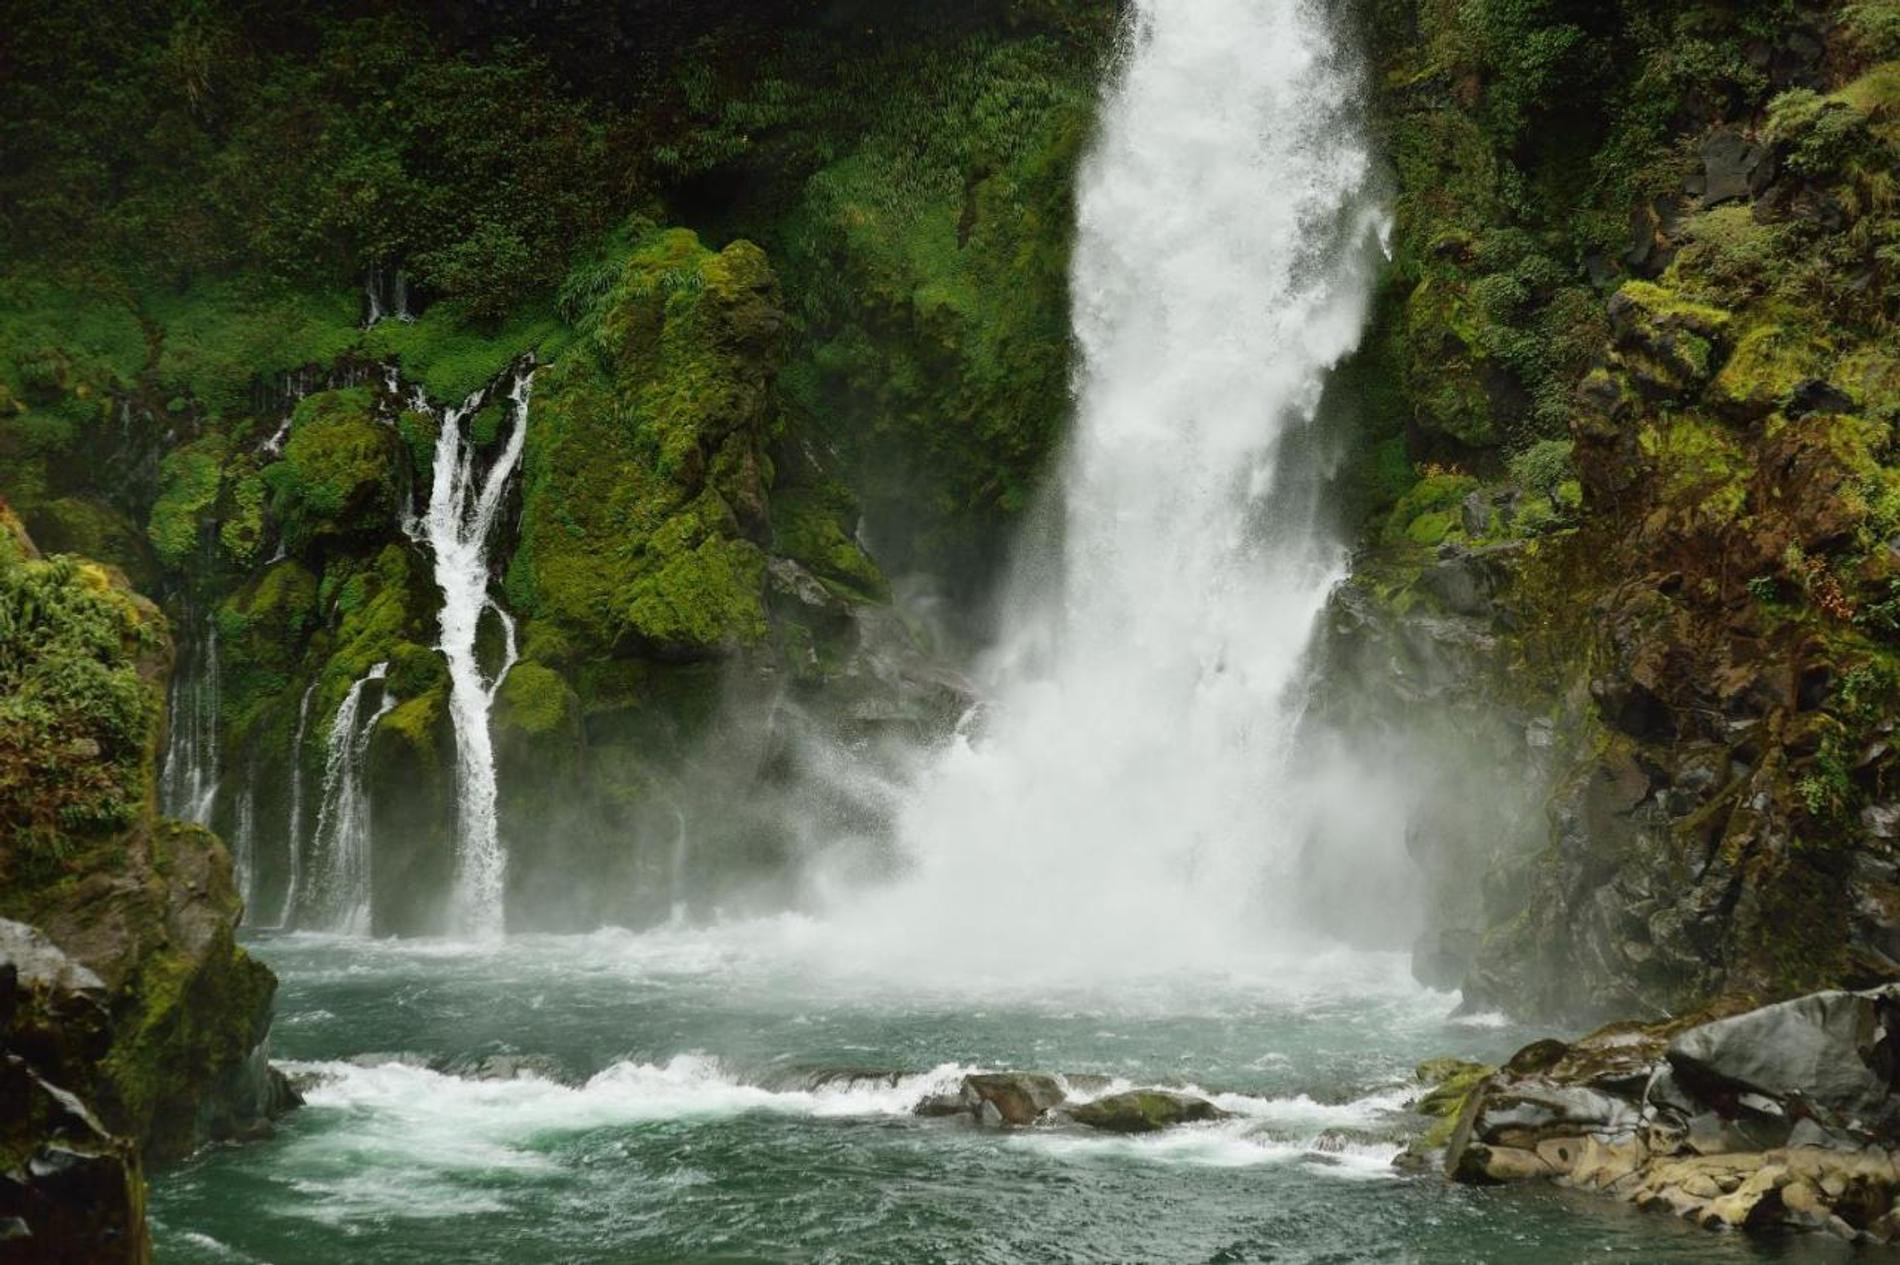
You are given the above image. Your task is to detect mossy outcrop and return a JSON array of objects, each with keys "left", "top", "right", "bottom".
[
  {"left": 0, "top": 530, "right": 291, "bottom": 1257},
  {"left": 1350, "top": 0, "right": 1900, "bottom": 1025}
]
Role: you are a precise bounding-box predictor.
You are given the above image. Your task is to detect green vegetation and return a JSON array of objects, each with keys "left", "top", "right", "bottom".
[
  {"left": 508, "top": 227, "right": 787, "bottom": 660},
  {"left": 0, "top": 553, "right": 162, "bottom": 878},
  {"left": 264, "top": 388, "right": 399, "bottom": 555}
]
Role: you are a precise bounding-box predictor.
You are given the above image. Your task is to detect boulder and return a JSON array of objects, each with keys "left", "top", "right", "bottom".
[
  {"left": 1431, "top": 988, "right": 1900, "bottom": 1244},
  {"left": 959, "top": 1073, "right": 1066, "bottom": 1126},
  {"left": 1666, "top": 986, "right": 1900, "bottom": 1139},
  {"left": 1068, "top": 1090, "right": 1228, "bottom": 1134},
  {"left": 1692, "top": 128, "right": 1776, "bottom": 205}
]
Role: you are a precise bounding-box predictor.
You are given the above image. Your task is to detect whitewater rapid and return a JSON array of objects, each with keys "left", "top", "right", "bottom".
[{"left": 834, "top": 0, "right": 1385, "bottom": 972}]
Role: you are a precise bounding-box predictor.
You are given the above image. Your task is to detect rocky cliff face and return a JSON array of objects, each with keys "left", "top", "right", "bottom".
[
  {"left": 0, "top": 514, "right": 291, "bottom": 1260},
  {"left": 1338, "top": 0, "right": 1900, "bottom": 1025},
  {"left": 0, "top": 1, "right": 1109, "bottom": 936}
]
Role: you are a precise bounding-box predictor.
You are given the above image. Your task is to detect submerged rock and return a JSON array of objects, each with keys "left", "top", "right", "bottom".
[{"left": 1067, "top": 1090, "right": 1228, "bottom": 1134}]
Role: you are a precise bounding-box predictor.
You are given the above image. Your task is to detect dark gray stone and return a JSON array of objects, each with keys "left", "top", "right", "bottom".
[{"left": 1666, "top": 986, "right": 1900, "bottom": 1138}]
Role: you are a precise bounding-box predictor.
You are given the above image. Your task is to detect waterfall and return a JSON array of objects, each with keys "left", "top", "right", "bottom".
[
  {"left": 413, "top": 364, "right": 536, "bottom": 938},
  {"left": 160, "top": 614, "right": 221, "bottom": 826},
  {"left": 275, "top": 681, "right": 319, "bottom": 929},
  {"left": 842, "top": 0, "right": 1386, "bottom": 974},
  {"left": 364, "top": 264, "right": 414, "bottom": 328},
  {"left": 305, "top": 664, "right": 394, "bottom": 933},
  {"left": 232, "top": 781, "right": 256, "bottom": 916}
]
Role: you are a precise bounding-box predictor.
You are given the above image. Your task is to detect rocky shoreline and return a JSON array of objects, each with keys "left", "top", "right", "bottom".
[
  {"left": 1417, "top": 986, "right": 1900, "bottom": 1245},
  {"left": 0, "top": 523, "right": 296, "bottom": 1262}
]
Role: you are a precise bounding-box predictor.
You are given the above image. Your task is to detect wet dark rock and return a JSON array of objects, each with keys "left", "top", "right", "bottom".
[
  {"left": 960, "top": 1073, "right": 1066, "bottom": 1126},
  {"left": 913, "top": 1093, "right": 967, "bottom": 1118},
  {"left": 441, "top": 1053, "right": 570, "bottom": 1083},
  {"left": 1068, "top": 1090, "right": 1228, "bottom": 1134},
  {"left": 1434, "top": 988, "right": 1900, "bottom": 1244},
  {"left": 1666, "top": 987, "right": 1900, "bottom": 1139},
  {"left": 1787, "top": 378, "right": 1855, "bottom": 418},
  {"left": 1691, "top": 128, "right": 1776, "bottom": 206},
  {"left": 1421, "top": 542, "right": 1524, "bottom": 619}
]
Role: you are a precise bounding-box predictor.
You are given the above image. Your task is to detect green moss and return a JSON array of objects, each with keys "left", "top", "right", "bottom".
[
  {"left": 627, "top": 537, "right": 769, "bottom": 652},
  {"left": 1708, "top": 324, "right": 1833, "bottom": 418},
  {"left": 263, "top": 387, "right": 399, "bottom": 554},
  {"left": 493, "top": 661, "right": 577, "bottom": 739},
  {"left": 509, "top": 226, "right": 784, "bottom": 660},
  {"left": 365, "top": 303, "right": 571, "bottom": 406},
  {"left": 144, "top": 281, "right": 360, "bottom": 418},
  {"left": 1383, "top": 472, "right": 1479, "bottom": 546},
  {"left": 1508, "top": 440, "right": 1574, "bottom": 496},
  {"left": 215, "top": 559, "right": 318, "bottom": 741},
  {"left": 0, "top": 556, "right": 162, "bottom": 881},
  {"left": 24, "top": 497, "right": 159, "bottom": 592},
  {"left": 1616, "top": 281, "right": 1732, "bottom": 333},
  {"left": 217, "top": 470, "right": 269, "bottom": 569},
  {"left": 147, "top": 434, "right": 229, "bottom": 570},
  {"left": 770, "top": 485, "right": 888, "bottom": 600},
  {"left": 97, "top": 822, "right": 277, "bottom": 1158},
  {"left": 387, "top": 640, "right": 447, "bottom": 698},
  {"left": 766, "top": 30, "right": 1103, "bottom": 573},
  {"left": 1638, "top": 417, "right": 1749, "bottom": 522},
  {"left": 376, "top": 686, "right": 448, "bottom": 770}
]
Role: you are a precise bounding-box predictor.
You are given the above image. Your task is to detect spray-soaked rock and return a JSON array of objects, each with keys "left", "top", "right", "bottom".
[
  {"left": 1067, "top": 1090, "right": 1228, "bottom": 1134},
  {"left": 1429, "top": 986, "right": 1900, "bottom": 1245},
  {"left": 960, "top": 1073, "right": 1067, "bottom": 1126}
]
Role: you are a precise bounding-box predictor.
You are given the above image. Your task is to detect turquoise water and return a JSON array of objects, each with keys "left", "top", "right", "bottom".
[{"left": 150, "top": 926, "right": 1852, "bottom": 1264}]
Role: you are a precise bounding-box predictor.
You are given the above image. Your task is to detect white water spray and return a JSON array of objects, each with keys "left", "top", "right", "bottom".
[
  {"left": 306, "top": 664, "right": 394, "bottom": 933},
  {"left": 275, "top": 680, "right": 319, "bottom": 929},
  {"left": 232, "top": 781, "right": 256, "bottom": 916},
  {"left": 837, "top": 0, "right": 1385, "bottom": 974},
  {"left": 160, "top": 614, "right": 221, "bottom": 826},
  {"left": 412, "top": 365, "right": 535, "bottom": 937}
]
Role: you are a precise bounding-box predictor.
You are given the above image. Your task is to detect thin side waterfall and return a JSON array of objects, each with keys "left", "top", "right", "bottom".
[
  {"left": 306, "top": 664, "right": 394, "bottom": 933},
  {"left": 413, "top": 364, "right": 536, "bottom": 938},
  {"left": 160, "top": 614, "right": 221, "bottom": 826},
  {"left": 275, "top": 681, "right": 319, "bottom": 928},
  {"left": 839, "top": 0, "right": 1386, "bottom": 975},
  {"left": 232, "top": 781, "right": 256, "bottom": 916},
  {"left": 364, "top": 264, "right": 413, "bottom": 328}
]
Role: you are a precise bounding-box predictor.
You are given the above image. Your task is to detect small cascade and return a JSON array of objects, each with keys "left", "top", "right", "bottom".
[
  {"left": 232, "top": 781, "right": 257, "bottom": 916},
  {"left": 275, "top": 681, "right": 319, "bottom": 929},
  {"left": 409, "top": 363, "right": 536, "bottom": 938},
  {"left": 160, "top": 614, "right": 221, "bottom": 826},
  {"left": 364, "top": 264, "right": 414, "bottom": 328},
  {"left": 259, "top": 363, "right": 377, "bottom": 455},
  {"left": 305, "top": 665, "right": 395, "bottom": 934}
]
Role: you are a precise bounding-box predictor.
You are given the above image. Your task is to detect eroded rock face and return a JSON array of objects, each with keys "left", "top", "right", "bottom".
[
  {"left": 0, "top": 541, "right": 295, "bottom": 1258},
  {"left": 0, "top": 924, "right": 148, "bottom": 1264},
  {"left": 1434, "top": 987, "right": 1900, "bottom": 1244}
]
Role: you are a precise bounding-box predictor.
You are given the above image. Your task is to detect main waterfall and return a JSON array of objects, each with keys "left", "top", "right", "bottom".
[
  {"left": 413, "top": 364, "right": 535, "bottom": 938},
  {"left": 837, "top": 0, "right": 1385, "bottom": 974}
]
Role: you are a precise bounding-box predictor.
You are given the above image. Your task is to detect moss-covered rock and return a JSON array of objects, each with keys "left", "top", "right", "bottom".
[
  {"left": 508, "top": 227, "right": 785, "bottom": 661},
  {"left": 263, "top": 388, "right": 399, "bottom": 556},
  {"left": 24, "top": 496, "right": 161, "bottom": 593},
  {"left": 0, "top": 529, "right": 291, "bottom": 1256}
]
